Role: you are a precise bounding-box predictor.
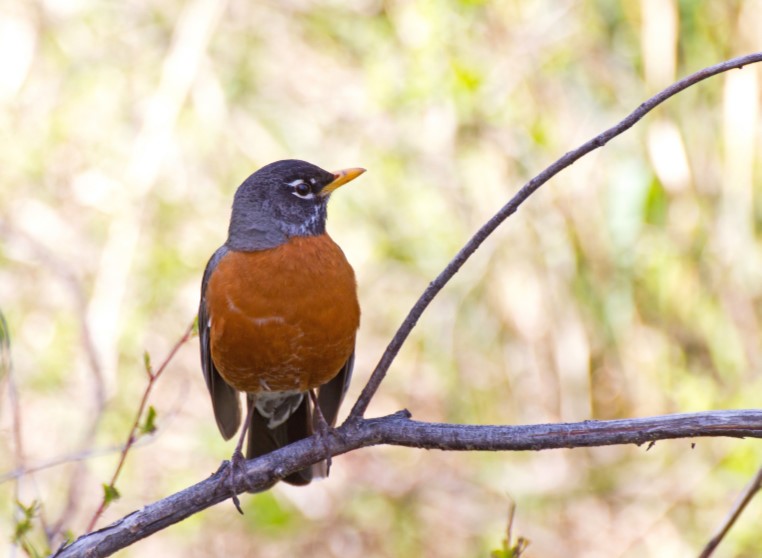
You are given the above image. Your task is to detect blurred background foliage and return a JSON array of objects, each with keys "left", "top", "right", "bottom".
[{"left": 0, "top": 0, "right": 761, "bottom": 556}]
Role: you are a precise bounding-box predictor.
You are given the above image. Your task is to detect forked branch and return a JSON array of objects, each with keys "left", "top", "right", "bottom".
[{"left": 54, "top": 410, "right": 762, "bottom": 557}]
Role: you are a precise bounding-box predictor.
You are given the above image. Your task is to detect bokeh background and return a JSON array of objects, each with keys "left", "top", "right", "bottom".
[{"left": 1, "top": 0, "right": 762, "bottom": 556}]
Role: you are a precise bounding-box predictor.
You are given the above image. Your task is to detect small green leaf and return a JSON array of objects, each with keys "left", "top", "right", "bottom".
[
  {"left": 13, "top": 515, "right": 32, "bottom": 541},
  {"left": 102, "top": 484, "right": 121, "bottom": 505},
  {"left": 0, "top": 309, "right": 11, "bottom": 382},
  {"left": 191, "top": 315, "right": 199, "bottom": 336},
  {"left": 12, "top": 500, "right": 40, "bottom": 543},
  {"left": 143, "top": 351, "right": 153, "bottom": 377},
  {"left": 140, "top": 405, "right": 158, "bottom": 434},
  {"left": 15, "top": 499, "right": 39, "bottom": 518},
  {"left": 491, "top": 503, "right": 529, "bottom": 557}
]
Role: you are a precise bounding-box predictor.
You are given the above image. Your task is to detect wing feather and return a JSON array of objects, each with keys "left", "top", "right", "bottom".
[{"left": 199, "top": 245, "right": 241, "bottom": 440}]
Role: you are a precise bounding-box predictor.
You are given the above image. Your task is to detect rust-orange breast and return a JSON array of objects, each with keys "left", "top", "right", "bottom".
[{"left": 205, "top": 234, "right": 360, "bottom": 393}]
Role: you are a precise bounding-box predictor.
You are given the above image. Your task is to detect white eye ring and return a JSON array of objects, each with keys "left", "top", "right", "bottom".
[{"left": 287, "top": 179, "right": 314, "bottom": 199}]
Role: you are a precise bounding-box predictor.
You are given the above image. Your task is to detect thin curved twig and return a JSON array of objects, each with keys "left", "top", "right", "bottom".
[
  {"left": 698, "top": 464, "right": 762, "bottom": 558},
  {"left": 84, "top": 321, "right": 195, "bottom": 533},
  {"left": 347, "top": 51, "right": 762, "bottom": 421}
]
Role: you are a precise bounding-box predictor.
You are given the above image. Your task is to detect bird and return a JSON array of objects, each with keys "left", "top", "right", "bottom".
[{"left": 199, "top": 159, "right": 364, "bottom": 486}]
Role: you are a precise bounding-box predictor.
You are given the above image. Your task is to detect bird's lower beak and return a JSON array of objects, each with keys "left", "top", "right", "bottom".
[{"left": 320, "top": 167, "right": 366, "bottom": 196}]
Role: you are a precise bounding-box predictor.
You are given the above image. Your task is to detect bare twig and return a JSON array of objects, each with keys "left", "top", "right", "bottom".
[
  {"left": 698, "top": 464, "right": 762, "bottom": 558},
  {"left": 53, "top": 409, "right": 762, "bottom": 558},
  {"left": 348, "top": 51, "right": 762, "bottom": 421},
  {"left": 0, "top": 439, "right": 161, "bottom": 485},
  {"left": 84, "top": 321, "right": 195, "bottom": 534},
  {"left": 0, "top": 380, "right": 191, "bottom": 485}
]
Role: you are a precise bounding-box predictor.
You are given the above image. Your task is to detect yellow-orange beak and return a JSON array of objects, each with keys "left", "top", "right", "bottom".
[{"left": 320, "top": 167, "right": 366, "bottom": 196}]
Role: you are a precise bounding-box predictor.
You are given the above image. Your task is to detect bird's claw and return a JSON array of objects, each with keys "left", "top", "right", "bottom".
[
  {"left": 309, "top": 390, "right": 333, "bottom": 474},
  {"left": 218, "top": 449, "right": 249, "bottom": 514}
]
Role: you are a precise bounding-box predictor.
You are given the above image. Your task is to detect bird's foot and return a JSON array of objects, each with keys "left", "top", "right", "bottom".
[
  {"left": 309, "top": 390, "right": 333, "bottom": 475},
  {"left": 217, "top": 448, "right": 249, "bottom": 514}
]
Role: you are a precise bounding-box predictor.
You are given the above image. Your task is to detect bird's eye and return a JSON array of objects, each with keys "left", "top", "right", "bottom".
[{"left": 294, "top": 181, "right": 311, "bottom": 197}]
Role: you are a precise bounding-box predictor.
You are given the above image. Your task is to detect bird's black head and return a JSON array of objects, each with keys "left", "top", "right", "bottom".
[{"left": 226, "top": 159, "right": 365, "bottom": 251}]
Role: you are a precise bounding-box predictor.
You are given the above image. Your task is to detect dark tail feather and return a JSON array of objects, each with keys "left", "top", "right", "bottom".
[
  {"left": 316, "top": 351, "right": 354, "bottom": 427},
  {"left": 245, "top": 395, "right": 315, "bottom": 486},
  {"left": 245, "top": 352, "right": 354, "bottom": 487}
]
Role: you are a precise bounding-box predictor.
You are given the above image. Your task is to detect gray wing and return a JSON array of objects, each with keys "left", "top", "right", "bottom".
[{"left": 199, "top": 245, "right": 241, "bottom": 440}]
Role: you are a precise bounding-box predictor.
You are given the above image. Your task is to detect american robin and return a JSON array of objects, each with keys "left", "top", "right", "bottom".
[{"left": 199, "top": 159, "right": 364, "bottom": 486}]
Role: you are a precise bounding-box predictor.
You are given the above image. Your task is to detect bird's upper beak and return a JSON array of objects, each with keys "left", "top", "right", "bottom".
[{"left": 320, "top": 167, "right": 366, "bottom": 196}]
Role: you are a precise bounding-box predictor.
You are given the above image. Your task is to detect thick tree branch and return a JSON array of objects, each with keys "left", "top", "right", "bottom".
[
  {"left": 53, "top": 410, "right": 762, "bottom": 558},
  {"left": 348, "top": 51, "right": 762, "bottom": 421}
]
